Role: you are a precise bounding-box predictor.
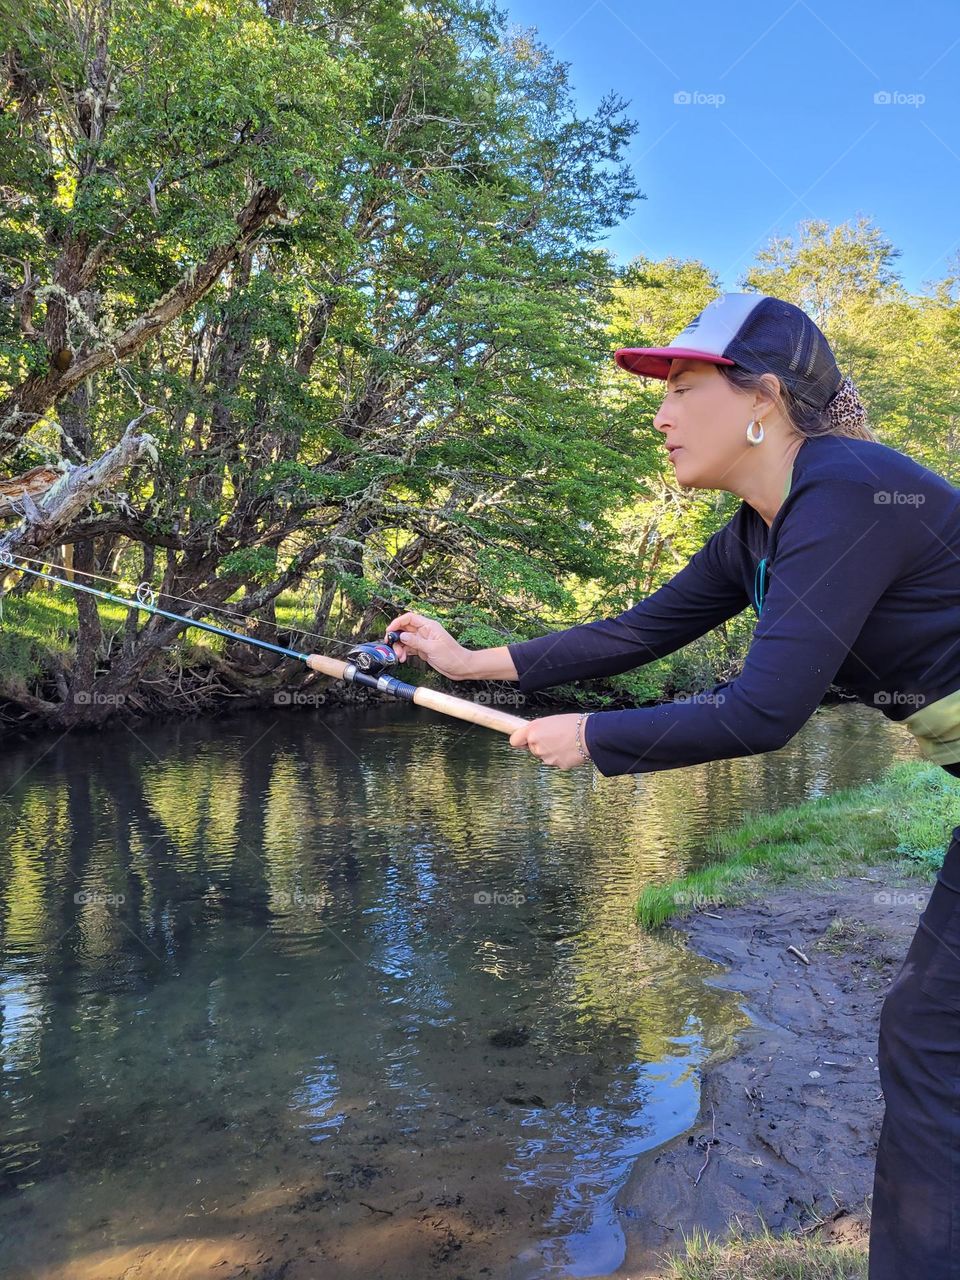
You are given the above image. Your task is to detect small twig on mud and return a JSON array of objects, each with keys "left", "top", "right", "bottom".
[
  {"left": 359, "top": 1201, "right": 394, "bottom": 1216},
  {"left": 787, "top": 945, "right": 810, "bottom": 965},
  {"left": 693, "top": 1103, "right": 717, "bottom": 1186}
]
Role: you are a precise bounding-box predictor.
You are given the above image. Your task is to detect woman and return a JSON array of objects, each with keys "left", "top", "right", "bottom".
[{"left": 386, "top": 292, "right": 960, "bottom": 1279}]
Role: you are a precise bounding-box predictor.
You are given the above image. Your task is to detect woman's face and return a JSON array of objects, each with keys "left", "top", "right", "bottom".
[{"left": 652, "top": 358, "right": 771, "bottom": 489}]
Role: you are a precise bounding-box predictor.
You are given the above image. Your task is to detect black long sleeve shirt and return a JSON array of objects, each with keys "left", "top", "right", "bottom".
[{"left": 507, "top": 434, "right": 960, "bottom": 778}]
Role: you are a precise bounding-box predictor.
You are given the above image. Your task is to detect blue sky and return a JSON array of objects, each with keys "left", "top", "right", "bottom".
[{"left": 503, "top": 0, "right": 960, "bottom": 295}]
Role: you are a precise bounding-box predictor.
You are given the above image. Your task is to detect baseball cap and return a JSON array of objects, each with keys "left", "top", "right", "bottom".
[{"left": 614, "top": 292, "right": 843, "bottom": 413}]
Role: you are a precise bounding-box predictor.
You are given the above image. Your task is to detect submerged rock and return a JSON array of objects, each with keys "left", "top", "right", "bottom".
[{"left": 488, "top": 1024, "right": 529, "bottom": 1049}]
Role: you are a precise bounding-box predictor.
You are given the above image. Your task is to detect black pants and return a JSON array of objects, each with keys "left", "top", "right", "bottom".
[{"left": 869, "top": 809, "right": 960, "bottom": 1279}]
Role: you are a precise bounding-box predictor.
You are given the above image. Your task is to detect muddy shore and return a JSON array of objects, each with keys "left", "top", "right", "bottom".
[{"left": 614, "top": 864, "right": 933, "bottom": 1277}]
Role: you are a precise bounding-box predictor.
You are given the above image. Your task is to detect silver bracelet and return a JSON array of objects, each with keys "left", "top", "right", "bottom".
[{"left": 575, "top": 711, "right": 593, "bottom": 762}]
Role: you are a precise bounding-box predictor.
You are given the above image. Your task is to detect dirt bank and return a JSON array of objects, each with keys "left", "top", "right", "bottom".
[{"left": 615, "top": 865, "right": 933, "bottom": 1277}]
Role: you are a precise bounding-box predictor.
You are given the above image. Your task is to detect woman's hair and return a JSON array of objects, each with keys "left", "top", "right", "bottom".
[{"left": 718, "top": 364, "right": 879, "bottom": 442}]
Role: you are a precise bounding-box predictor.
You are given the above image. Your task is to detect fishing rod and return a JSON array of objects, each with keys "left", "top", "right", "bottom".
[
  {"left": 0, "top": 551, "right": 528, "bottom": 736},
  {"left": 4, "top": 549, "right": 354, "bottom": 653}
]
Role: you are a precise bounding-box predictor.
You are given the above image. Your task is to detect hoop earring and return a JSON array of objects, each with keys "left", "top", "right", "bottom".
[{"left": 746, "top": 418, "right": 764, "bottom": 446}]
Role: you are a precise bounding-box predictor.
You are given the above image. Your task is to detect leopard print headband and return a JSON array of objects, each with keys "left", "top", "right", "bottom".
[{"left": 825, "top": 375, "right": 869, "bottom": 435}]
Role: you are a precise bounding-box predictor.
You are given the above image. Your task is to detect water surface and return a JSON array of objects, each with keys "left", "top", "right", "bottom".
[{"left": 0, "top": 699, "right": 914, "bottom": 1278}]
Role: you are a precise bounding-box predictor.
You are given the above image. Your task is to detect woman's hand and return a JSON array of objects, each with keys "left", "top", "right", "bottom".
[
  {"left": 385, "top": 610, "right": 473, "bottom": 680},
  {"left": 508, "top": 713, "right": 592, "bottom": 770}
]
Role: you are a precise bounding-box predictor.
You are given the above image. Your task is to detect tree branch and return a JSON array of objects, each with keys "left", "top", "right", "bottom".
[
  {"left": 0, "top": 185, "right": 282, "bottom": 451},
  {"left": 0, "top": 408, "right": 159, "bottom": 560}
]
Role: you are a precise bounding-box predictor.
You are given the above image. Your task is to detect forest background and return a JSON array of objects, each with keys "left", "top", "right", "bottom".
[{"left": 1, "top": 0, "right": 956, "bottom": 731}]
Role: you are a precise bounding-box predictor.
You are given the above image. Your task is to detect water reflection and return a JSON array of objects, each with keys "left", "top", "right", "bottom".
[{"left": 0, "top": 700, "right": 912, "bottom": 1277}]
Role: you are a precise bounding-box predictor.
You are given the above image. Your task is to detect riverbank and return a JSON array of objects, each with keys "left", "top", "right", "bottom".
[
  {"left": 636, "top": 760, "right": 960, "bottom": 928},
  {"left": 617, "top": 761, "right": 959, "bottom": 1278},
  {"left": 0, "top": 577, "right": 734, "bottom": 735}
]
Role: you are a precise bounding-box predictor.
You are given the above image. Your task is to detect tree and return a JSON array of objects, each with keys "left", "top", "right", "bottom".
[
  {"left": 741, "top": 216, "right": 904, "bottom": 326},
  {"left": 742, "top": 218, "right": 960, "bottom": 480},
  {"left": 0, "top": 0, "right": 645, "bottom": 726}
]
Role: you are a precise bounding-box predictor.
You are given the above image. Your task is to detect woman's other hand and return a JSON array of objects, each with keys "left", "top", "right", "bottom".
[{"left": 508, "top": 713, "right": 592, "bottom": 769}]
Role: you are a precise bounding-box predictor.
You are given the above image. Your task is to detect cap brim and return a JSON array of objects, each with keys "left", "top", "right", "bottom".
[{"left": 614, "top": 347, "right": 736, "bottom": 379}]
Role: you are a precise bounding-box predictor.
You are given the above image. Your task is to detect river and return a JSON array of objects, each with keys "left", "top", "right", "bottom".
[{"left": 0, "top": 698, "right": 916, "bottom": 1278}]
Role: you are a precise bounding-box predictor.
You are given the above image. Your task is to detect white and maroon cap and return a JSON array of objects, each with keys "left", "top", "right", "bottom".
[{"left": 615, "top": 292, "right": 843, "bottom": 413}]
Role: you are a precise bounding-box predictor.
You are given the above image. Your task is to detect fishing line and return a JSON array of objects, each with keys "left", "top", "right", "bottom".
[
  {"left": 2, "top": 550, "right": 356, "bottom": 653},
  {"left": 0, "top": 552, "right": 529, "bottom": 736},
  {"left": 0, "top": 552, "right": 318, "bottom": 663}
]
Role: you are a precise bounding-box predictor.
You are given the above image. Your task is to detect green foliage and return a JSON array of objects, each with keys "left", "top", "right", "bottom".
[
  {"left": 335, "top": 571, "right": 378, "bottom": 608},
  {"left": 739, "top": 218, "right": 960, "bottom": 481},
  {"left": 604, "top": 662, "right": 673, "bottom": 705},
  {"left": 742, "top": 216, "right": 903, "bottom": 320},
  {"left": 2, "top": 2, "right": 960, "bottom": 724},
  {"left": 0, "top": 0, "right": 651, "bottom": 703},
  {"left": 0, "top": 598, "right": 66, "bottom": 687},
  {"left": 219, "top": 547, "right": 278, "bottom": 584}
]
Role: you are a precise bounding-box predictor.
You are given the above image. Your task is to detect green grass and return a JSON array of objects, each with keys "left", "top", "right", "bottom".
[
  {"left": 814, "top": 915, "right": 883, "bottom": 956},
  {"left": 0, "top": 584, "right": 327, "bottom": 684},
  {"left": 0, "top": 586, "right": 237, "bottom": 675},
  {"left": 0, "top": 591, "right": 116, "bottom": 685},
  {"left": 660, "top": 1220, "right": 866, "bottom": 1280},
  {"left": 636, "top": 760, "right": 960, "bottom": 929}
]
